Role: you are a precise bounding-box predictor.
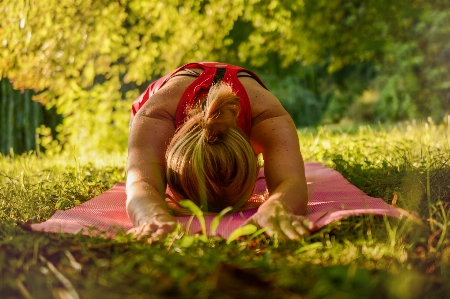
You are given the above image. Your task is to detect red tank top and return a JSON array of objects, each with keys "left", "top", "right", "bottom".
[{"left": 131, "top": 62, "right": 268, "bottom": 137}]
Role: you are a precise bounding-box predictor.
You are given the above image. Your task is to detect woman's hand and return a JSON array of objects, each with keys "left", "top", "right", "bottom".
[
  {"left": 127, "top": 206, "right": 177, "bottom": 241},
  {"left": 246, "top": 200, "right": 316, "bottom": 240}
]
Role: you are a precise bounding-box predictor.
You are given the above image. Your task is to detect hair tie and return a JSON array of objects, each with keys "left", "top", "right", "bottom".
[{"left": 200, "top": 100, "right": 207, "bottom": 118}]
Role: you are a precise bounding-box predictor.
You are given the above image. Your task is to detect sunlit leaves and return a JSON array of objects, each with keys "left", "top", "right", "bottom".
[
  {"left": 1, "top": 0, "right": 449, "bottom": 152},
  {"left": 1, "top": 0, "right": 252, "bottom": 152}
]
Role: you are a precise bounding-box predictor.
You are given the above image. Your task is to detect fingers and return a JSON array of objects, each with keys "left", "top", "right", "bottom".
[
  {"left": 291, "top": 221, "right": 308, "bottom": 236},
  {"left": 244, "top": 215, "right": 280, "bottom": 239},
  {"left": 292, "top": 215, "right": 317, "bottom": 231},
  {"left": 127, "top": 223, "right": 155, "bottom": 236},
  {"left": 278, "top": 218, "right": 302, "bottom": 240},
  {"left": 152, "top": 222, "right": 177, "bottom": 238},
  {"left": 267, "top": 216, "right": 316, "bottom": 240},
  {"left": 127, "top": 221, "right": 177, "bottom": 241}
]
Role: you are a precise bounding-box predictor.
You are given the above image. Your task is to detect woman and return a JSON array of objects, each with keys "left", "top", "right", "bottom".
[{"left": 126, "top": 62, "right": 314, "bottom": 241}]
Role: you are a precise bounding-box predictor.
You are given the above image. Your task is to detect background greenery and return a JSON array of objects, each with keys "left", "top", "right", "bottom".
[{"left": 1, "top": 0, "right": 450, "bottom": 154}]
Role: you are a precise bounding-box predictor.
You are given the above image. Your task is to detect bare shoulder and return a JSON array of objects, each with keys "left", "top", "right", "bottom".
[
  {"left": 239, "top": 78, "right": 289, "bottom": 127},
  {"left": 128, "top": 75, "right": 199, "bottom": 173},
  {"left": 136, "top": 75, "right": 197, "bottom": 124},
  {"left": 239, "top": 78, "right": 299, "bottom": 155}
]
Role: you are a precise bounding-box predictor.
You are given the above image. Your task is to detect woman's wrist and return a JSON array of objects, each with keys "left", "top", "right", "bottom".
[
  {"left": 263, "top": 177, "right": 308, "bottom": 215},
  {"left": 126, "top": 195, "right": 173, "bottom": 227},
  {"left": 134, "top": 207, "right": 173, "bottom": 226}
]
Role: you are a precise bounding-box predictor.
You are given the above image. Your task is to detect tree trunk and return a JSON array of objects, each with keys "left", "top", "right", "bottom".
[{"left": 0, "top": 78, "right": 61, "bottom": 155}]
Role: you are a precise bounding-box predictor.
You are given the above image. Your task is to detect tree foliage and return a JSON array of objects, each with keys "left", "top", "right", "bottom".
[{"left": 1, "top": 0, "right": 450, "bottom": 153}]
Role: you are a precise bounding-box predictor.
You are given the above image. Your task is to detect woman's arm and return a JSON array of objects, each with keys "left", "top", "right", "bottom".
[
  {"left": 251, "top": 114, "right": 308, "bottom": 213},
  {"left": 126, "top": 100, "right": 177, "bottom": 240},
  {"left": 249, "top": 89, "right": 314, "bottom": 240}
]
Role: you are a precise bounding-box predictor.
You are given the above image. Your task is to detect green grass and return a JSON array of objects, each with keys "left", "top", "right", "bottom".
[{"left": 1, "top": 121, "right": 450, "bottom": 298}]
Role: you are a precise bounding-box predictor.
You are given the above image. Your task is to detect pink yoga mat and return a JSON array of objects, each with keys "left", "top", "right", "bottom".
[{"left": 31, "top": 163, "right": 403, "bottom": 238}]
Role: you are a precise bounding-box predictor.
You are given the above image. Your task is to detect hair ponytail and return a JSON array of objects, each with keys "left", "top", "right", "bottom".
[
  {"left": 166, "top": 82, "right": 259, "bottom": 213},
  {"left": 200, "top": 83, "right": 240, "bottom": 143}
]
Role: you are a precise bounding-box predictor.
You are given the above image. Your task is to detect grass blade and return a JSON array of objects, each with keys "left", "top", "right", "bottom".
[
  {"left": 179, "top": 200, "right": 207, "bottom": 238},
  {"left": 226, "top": 224, "right": 258, "bottom": 244},
  {"left": 211, "top": 206, "right": 233, "bottom": 235}
]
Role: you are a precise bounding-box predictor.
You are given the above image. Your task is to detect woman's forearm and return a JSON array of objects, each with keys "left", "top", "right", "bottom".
[
  {"left": 126, "top": 180, "right": 173, "bottom": 227},
  {"left": 263, "top": 176, "right": 308, "bottom": 215},
  {"left": 126, "top": 157, "right": 171, "bottom": 224},
  {"left": 126, "top": 179, "right": 176, "bottom": 239}
]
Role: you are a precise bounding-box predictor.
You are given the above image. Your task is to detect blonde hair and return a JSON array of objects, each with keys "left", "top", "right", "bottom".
[{"left": 166, "top": 82, "right": 259, "bottom": 213}]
